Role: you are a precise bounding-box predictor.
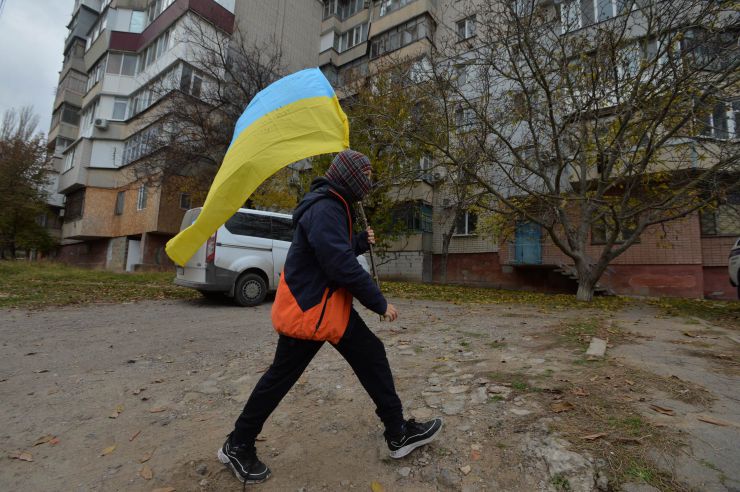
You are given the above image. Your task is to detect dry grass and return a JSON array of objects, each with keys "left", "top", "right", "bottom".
[{"left": 544, "top": 360, "right": 712, "bottom": 491}]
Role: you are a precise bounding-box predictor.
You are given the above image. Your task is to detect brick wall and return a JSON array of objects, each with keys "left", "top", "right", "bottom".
[
  {"left": 432, "top": 252, "right": 576, "bottom": 293},
  {"left": 601, "top": 264, "right": 705, "bottom": 298},
  {"left": 703, "top": 266, "right": 737, "bottom": 300},
  {"left": 58, "top": 239, "right": 110, "bottom": 268},
  {"left": 701, "top": 237, "right": 737, "bottom": 266}
]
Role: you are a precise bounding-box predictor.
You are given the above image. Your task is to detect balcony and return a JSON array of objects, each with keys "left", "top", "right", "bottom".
[
  {"left": 48, "top": 122, "right": 80, "bottom": 144},
  {"left": 370, "top": 0, "right": 437, "bottom": 38}
]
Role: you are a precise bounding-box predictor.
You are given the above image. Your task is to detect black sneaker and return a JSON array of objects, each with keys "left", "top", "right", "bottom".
[
  {"left": 385, "top": 418, "right": 443, "bottom": 459},
  {"left": 217, "top": 434, "right": 271, "bottom": 484}
]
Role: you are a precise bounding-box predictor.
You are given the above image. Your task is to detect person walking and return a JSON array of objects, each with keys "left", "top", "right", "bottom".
[{"left": 217, "top": 149, "right": 443, "bottom": 484}]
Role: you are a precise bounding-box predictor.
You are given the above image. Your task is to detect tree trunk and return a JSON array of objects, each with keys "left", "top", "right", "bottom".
[{"left": 576, "top": 281, "right": 595, "bottom": 302}]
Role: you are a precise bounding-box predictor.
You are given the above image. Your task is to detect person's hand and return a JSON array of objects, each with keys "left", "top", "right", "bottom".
[
  {"left": 384, "top": 303, "right": 398, "bottom": 322},
  {"left": 366, "top": 226, "right": 375, "bottom": 245}
]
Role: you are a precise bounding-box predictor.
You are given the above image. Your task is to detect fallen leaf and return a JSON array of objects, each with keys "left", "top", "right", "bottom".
[
  {"left": 581, "top": 432, "right": 607, "bottom": 441},
  {"left": 697, "top": 415, "right": 734, "bottom": 427},
  {"left": 149, "top": 407, "right": 167, "bottom": 413},
  {"left": 370, "top": 481, "right": 385, "bottom": 492},
  {"left": 33, "top": 435, "right": 55, "bottom": 446},
  {"left": 683, "top": 331, "right": 696, "bottom": 338},
  {"left": 460, "top": 465, "right": 472, "bottom": 475},
  {"left": 129, "top": 430, "right": 142, "bottom": 442},
  {"left": 9, "top": 451, "right": 33, "bottom": 462},
  {"left": 140, "top": 448, "right": 156, "bottom": 463},
  {"left": 625, "top": 380, "right": 635, "bottom": 386},
  {"left": 116, "top": 404, "right": 124, "bottom": 413},
  {"left": 49, "top": 437, "right": 60, "bottom": 446},
  {"left": 133, "top": 388, "right": 145, "bottom": 395},
  {"left": 470, "top": 449, "right": 481, "bottom": 461},
  {"left": 139, "top": 464, "right": 153, "bottom": 480},
  {"left": 100, "top": 445, "right": 116, "bottom": 456},
  {"left": 151, "top": 488, "right": 176, "bottom": 492},
  {"left": 650, "top": 404, "right": 675, "bottom": 416},
  {"left": 572, "top": 387, "right": 589, "bottom": 396},
  {"left": 550, "top": 401, "right": 575, "bottom": 413},
  {"left": 34, "top": 369, "right": 49, "bottom": 374}
]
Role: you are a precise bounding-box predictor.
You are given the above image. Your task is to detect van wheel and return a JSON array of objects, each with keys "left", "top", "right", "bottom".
[{"left": 234, "top": 273, "right": 267, "bottom": 307}]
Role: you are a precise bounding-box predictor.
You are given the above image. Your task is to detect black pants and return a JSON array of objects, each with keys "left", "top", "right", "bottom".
[{"left": 233, "top": 309, "right": 404, "bottom": 445}]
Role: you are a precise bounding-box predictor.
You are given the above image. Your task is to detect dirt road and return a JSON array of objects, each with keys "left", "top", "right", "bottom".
[{"left": 1, "top": 297, "right": 738, "bottom": 491}]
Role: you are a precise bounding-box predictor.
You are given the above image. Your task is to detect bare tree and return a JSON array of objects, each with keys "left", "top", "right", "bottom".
[
  {"left": 129, "top": 15, "right": 287, "bottom": 207},
  {"left": 439, "top": 0, "right": 739, "bottom": 300}
]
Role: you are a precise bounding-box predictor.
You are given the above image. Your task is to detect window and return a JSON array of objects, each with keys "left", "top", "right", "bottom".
[
  {"left": 137, "top": 185, "right": 147, "bottom": 210},
  {"left": 112, "top": 97, "right": 128, "bottom": 120},
  {"left": 591, "top": 218, "right": 639, "bottom": 244},
  {"left": 456, "top": 16, "right": 476, "bottom": 41},
  {"left": 141, "top": 29, "right": 171, "bottom": 70},
  {"left": 65, "top": 189, "right": 85, "bottom": 220},
  {"left": 106, "top": 53, "right": 139, "bottom": 76},
  {"left": 370, "top": 16, "right": 433, "bottom": 58},
  {"left": 455, "top": 211, "right": 477, "bottom": 235},
  {"left": 63, "top": 145, "right": 76, "bottom": 172},
  {"left": 455, "top": 105, "right": 477, "bottom": 131},
  {"left": 558, "top": 0, "right": 632, "bottom": 31},
  {"left": 115, "top": 191, "right": 125, "bottom": 215},
  {"left": 700, "top": 193, "right": 740, "bottom": 237},
  {"left": 379, "top": 0, "right": 416, "bottom": 17},
  {"left": 697, "top": 100, "right": 739, "bottom": 140},
  {"left": 560, "top": 0, "right": 582, "bottom": 33},
  {"left": 130, "top": 11, "right": 146, "bottom": 33},
  {"left": 180, "top": 65, "right": 203, "bottom": 97},
  {"left": 55, "top": 137, "right": 73, "bottom": 153},
  {"left": 271, "top": 217, "right": 294, "bottom": 242},
  {"left": 54, "top": 104, "right": 80, "bottom": 126},
  {"left": 325, "top": 0, "right": 365, "bottom": 20},
  {"left": 391, "top": 202, "right": 432, "bottom": 233},
  {"left": 123, "top": 124, "right": 161, "bottom": 164},
  {"left": 179, "top": 193, "right": 192, "bottom": 210},
  {"left": 86, "top": 58, "right": 105, "bottom": 92},
  {"left": 336, "top": 23, "right": 369, "bottom": 52},
  {"left": 224, "top": 213, "right": 271, "bottom": 239}
]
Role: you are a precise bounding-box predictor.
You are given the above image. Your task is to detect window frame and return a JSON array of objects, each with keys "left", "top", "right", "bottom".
[
  {"left": 454, "top": 211, "right": 478, "bottom": 236},
  {"left": 137, "top": 185, "right": 148, "bottom": 210}
]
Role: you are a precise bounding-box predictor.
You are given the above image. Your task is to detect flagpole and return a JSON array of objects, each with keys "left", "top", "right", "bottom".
[{"left": 357, "top": 203, "right": 383, "bottom": 321}]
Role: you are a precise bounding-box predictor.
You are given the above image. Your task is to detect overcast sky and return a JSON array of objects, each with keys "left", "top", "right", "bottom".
[{"left": 0, "top": 0, "right": 76, "bottom": 135}]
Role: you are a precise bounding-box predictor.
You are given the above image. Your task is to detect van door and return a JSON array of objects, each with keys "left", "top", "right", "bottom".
[
  {"left": 217, "top": 212, "right": 273, "bottom": 273},
  {"left": 270, "top": 216, "right": 294, "bottom": 287},
  {"left": 178, "top": 208, "right": 207, "bottom": 283}
]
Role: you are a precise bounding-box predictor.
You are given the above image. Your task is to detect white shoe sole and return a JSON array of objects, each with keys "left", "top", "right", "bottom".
[
  {"left": 217, "top": 447, "right": 270, "bottom": 484},
  {"left": 389, "top": 420, "right": 444, "bottom": 459}
]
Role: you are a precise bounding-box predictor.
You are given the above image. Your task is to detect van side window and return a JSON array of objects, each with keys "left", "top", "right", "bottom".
[
  {"left": 225, "top": 213, "right": 271, "bottom": 239},
  {"left": 271, "top": 217, "right": 294, "bottom": 242}
]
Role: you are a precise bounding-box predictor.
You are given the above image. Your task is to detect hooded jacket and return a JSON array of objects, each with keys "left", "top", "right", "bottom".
[{"left": 271, "top": 177, "right": 387, "bottom": 343}]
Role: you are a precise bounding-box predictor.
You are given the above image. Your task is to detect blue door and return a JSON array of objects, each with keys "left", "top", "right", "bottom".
[{"left": 515, "top": 222, "right": 541, "bottom": 264}]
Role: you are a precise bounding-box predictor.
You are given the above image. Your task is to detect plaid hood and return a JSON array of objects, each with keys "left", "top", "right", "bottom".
[{"left": 325, "top": 149, "right": 372, "bottom": 202}]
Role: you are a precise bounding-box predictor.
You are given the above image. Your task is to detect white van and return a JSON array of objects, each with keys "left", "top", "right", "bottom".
[{"left": 174, "top": 207, "right": 369, "bottom": 306}]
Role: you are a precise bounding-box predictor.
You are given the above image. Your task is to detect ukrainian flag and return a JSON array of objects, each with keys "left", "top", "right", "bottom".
[{"left": 165, "top": 68, "right": 349, "bottom": 266}]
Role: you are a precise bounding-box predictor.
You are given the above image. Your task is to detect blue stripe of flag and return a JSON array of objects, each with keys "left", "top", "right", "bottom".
[{"left": 229, "top": 68, "right": 336, "bottom": 148}]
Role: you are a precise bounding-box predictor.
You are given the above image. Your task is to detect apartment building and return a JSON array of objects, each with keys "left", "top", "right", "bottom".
[
  {"left": 423, "top": 0, "right": 740, "bottom": 300},
  {"left": 49, "top": 0, "right": 321, "bottom": 271},
  {"left": 48, "top": 0, "right": 737, "bottom": 299}
]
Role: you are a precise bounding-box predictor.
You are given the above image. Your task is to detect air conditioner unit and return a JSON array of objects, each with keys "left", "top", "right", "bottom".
[{"left": 94, "top": 118, "right": 108, "bottom": 130}]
